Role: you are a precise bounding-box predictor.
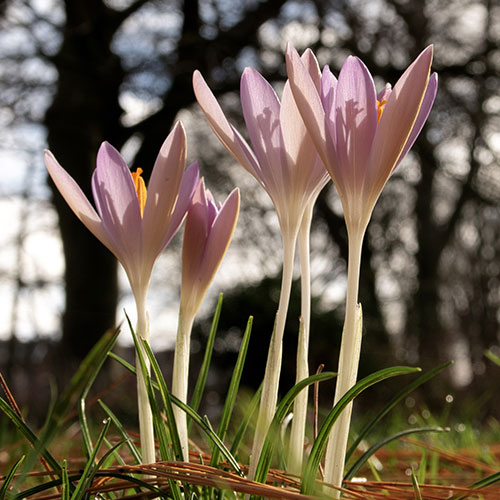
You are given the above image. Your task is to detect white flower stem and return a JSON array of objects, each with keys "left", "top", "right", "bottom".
[
  {"left": 287, "top": 204, "right": 314, "bottom": 474},
  {"left": 135, "top": 292, "right": 156, "bottom": 465},
  {"left": 324, "top": 227, "right": 365, "bottom": 496},
  {"left": 248, "top": 232, "right": 296, "bottom": 480},
  {"left": 172, "top": 307, "right": 195, "bottom": 461}
]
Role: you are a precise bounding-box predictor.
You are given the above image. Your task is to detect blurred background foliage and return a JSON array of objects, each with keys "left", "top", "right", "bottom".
[{"left": 0, "top": 0, "right": 500, "bottom": 425}]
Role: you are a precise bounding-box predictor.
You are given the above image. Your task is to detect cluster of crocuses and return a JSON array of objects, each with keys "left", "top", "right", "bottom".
[{"left": 45, "top": 43, "right": 437, "bottom": 493}]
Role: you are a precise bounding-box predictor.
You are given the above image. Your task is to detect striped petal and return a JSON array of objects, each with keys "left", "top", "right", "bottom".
[
  {"left": 142, "top": 122, "right": 187, "bottom": 264},
  {"left": 196, "top": 188, "right": 240, "bottom": 302},
  {"left": 334, "top": 56, "right": 378, "bottom": 198},
  {"left": 366, "top": 46, "right": 433, "bottom": 202},
  {"left": 286, "top": 44, "right": 331, "bottom": 171},
  {"left": 161, "top": 161, "right": 200, "bottom": 249},
  {"left": 396, "top": 72, "right": 438, "bottom": 167},
  {"left": 91, "top": 142, "right": 143, "bottom": 272},
  {"left": 44, "top": 150, "right": 115, "bottom": 256},
  {"left": 193, "top": 70, "right": 260, "bottom": 180},
  {"left": 240, "top": 67, "right": 285, "bottom": 193}
]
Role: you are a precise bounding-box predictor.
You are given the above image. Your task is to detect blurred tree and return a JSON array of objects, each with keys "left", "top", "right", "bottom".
[
  {"left": 1, "top": 0, "right": 500, "bottom": 413},
  {"left": 2, "top": 0, "right": 288, "bottom": 366}
]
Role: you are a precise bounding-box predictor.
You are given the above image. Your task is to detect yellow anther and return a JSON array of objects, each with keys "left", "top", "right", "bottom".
[
  {"left": 377, "top": 99, "right": 387, "bottom": 124},
  {"left": 131, "top": 168, "right": 147, "bottom": 217}
]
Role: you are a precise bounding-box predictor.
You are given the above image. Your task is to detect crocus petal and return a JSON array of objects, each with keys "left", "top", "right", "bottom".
[
  {"left": 396, "top": 72, "right": 438, "bottom": 167},
  {"left": 301, "top": 49, "right": 322, "bottom": 91},
  {"left": 205, "top": 188, "right": 219, "bottom": 225},
  {"left": 280, "top": 81, "right": 328, "bottom": 223},
  {"left": 286, "top": 44, "right": 331, "bottom": 172},
  {"left": 142, "top": 122, "right": 187, "bottom": 263},
  {"left": 280, "top": 82, "right": 313, "bottom": 185},
  {"left": 91, "top": 142, "right": 143, "bottom": 270},
  {"left": 193, "top": 70, "right": 261, "bottom": 179},
  {"left": 240, "top": 67, "right": 285, "bottom": 193},
  {"left": 182, "top": 179, "right": 211, "bottom": 290},
  {"left": 366, "top": 46, "right": 433, "bottom": 202},
  {"left": 196, "top": 188, "right": 240, "bottom": 299},
  {"left": 321, "top": 66, "right": 338, "bottom": 138},
  {"left": 161, "top": 161, "right": 200, "bottom": 249},
  {"left": 44, "top": 150, "right": 115, "bottom": 254},
  {"left": 334, "top": 56, "right": 378, "bottom": 197}
]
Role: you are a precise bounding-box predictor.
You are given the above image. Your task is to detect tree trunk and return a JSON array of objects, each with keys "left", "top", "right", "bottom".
[{"left": 44, "top": 0, "right": 124, "bottom": 364}]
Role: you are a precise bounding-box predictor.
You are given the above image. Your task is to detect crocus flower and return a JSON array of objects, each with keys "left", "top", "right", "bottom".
[
  {"left": 172, "top": 178, "right": 240, "bottom": 460},
  {"left": 44, "top": 122, "right": 199, "bottom": 465},
  {"left": 286, "top": 44, "right": 438, "bottom": 235},
  {"left": 180, "top": 179, "right": 240, "bottom": 319},
  {"left": 193, "top": 58, "right": 329, "bottom": 476},
  {"left": 286, "top": 45, "right": 437, "bottom": 495},
  {"left": 193, "top": 66, "right": 328, "bottom": 240},
  {"left": 44, "top": 122, "right": 199, "bottom": 307}
]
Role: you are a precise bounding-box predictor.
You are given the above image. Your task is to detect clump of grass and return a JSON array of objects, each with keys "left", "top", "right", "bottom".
[{"left": 1, "top": 302, "right": 499, "bottom": 499}]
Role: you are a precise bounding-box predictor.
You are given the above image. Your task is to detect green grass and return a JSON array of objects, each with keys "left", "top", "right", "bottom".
[{"left": 1, "top": 313, "right": 499, "bottom": 500}]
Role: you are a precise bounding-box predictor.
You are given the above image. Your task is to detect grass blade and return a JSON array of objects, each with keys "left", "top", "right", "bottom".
[
  {"left": 61, "top": 460, "right": 70, "bottom": 500},
  {"left": 485, "top": 349, "right": 500, "bottom": 367},
  {"left": 13, "top": 472, "right": 165, "bottom": 500},
  {"left": 50, "top": 327, "right": 120, "bottom": 432},
  {"left": 141, "top": 338, "right": 183, "bottom": 462},
  {"left": 98, "top": 399, "right": 142, "bottom": 463},
  {"left": 0, "top": 454, "right": 25, "bottom": 500},
  {"left": 70, "top": 418, "right": 111, "bottom": 500},
  {"left": 344, "top": 427, "right": 448, "bottom": 480},
  {"left": 211, "top": 316, "right": 253, "bottom": 467},
  {"left": 252, "top": 372, "right": 336, "bottom": 487},
  {"left": 171, "top": 394, "right": 243, "bottom": 476},
  {"left": 230, "top": 383, "right": 262, "bottom": 457},
  {"left": 77, "top": 327, "right": 120, "bottom": 459},
  {"left": 0, "top": 396, "right": 60, "bottom": 472},
  {"left": 345, "top": 361, "right": 452, "bottom": 463},
  {"left": 109, "top": 339, "right": 242, "bottom": 476},
  {"left": 124, "top": 318, "right": 184, "bottom": 500},
  {"left": 30, "top": 328, "right": 120, "bottom": 475},
  {"left": 417, "top": 450, "right": 427, "bottom": 485},
  {"left": 411, "top": 466, "right": 423, "bottom": 500},
  {"left": 189, "top": 293, "right": 223, "bottom": 423},
  {"left": 451, "top": 471, "right": 500, "bottom": 500},
  {"left": 301, "top": 365, "right": 421, "bottom": 495}
]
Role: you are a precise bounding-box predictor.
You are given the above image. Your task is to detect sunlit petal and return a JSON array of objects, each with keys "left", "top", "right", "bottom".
[
  {"left": 143, "top": 122, "right": 187, "bottom": 261},
  {"left": 91, "top": 142, "right": 143, "bottom": 272},
  {"left": 334, "top": 56, "right": 378, "bottom": 197},
  {"left": 44, "top": 150, "right": 114, "bottom": 255},
  {"left": 193, "top": 70, "right": 261, "bottom": 179},
  {"left": 366, "top": 46, "right": 433, "bottom": 204},
  {"left": 241, "top": 67, "right": 285, "bottom": 193}
]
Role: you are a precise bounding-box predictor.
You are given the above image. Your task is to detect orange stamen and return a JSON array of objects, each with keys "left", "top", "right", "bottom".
[
  {"left": 131, "top": 168, "right": 147, "bottom": 217},
  {"left": 377, "top": 99, "right": 387, "bottom": 124}
]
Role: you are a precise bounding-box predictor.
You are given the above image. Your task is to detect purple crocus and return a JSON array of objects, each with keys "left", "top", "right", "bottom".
[
  {"left": 44, "top": 121, "right": 199, "bottom": 464},
  {"left": 180, "top": 179, "right": 240, "bottom": 319},
  {"left": 44, "top": 122, "right": 199, "bottom": 305},
  {"left": 286, "top": 45, "right": 437, "bottom": 493},
  {"left": 193, "top": 57, "right": 330, "bottom": 475},
  {"left": 173, "top": 178, "right": 240, "bottom": 460},
  {"left": 286, "top": 44, "right": 438, "bottom": 234},
  {"left": 193, "top": 65, "right": 328, "bottom": 239}
]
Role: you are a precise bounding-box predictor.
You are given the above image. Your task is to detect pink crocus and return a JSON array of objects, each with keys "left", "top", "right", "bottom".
[
  {"left": 286, "top": 45, "right": 437, "bottom": 494},
  {"left": 193, "top": 65, "right": 328, "bottom": 240},
  {"left": 44, "top": 122, "right": 199, "bottom": 465},
  {"left": 286, "top": 44, "right": 438, "bottom": 234},
  {"left": 173, "top": 178, "right": 240, "bottom": 460},
  {"left": 44, "top": 122, "right": 199, "bottom": 305},
  {"left": 180, "top": 179, "right": 240, "bottom": 319},
  {"left": 193, "top": 58, "right": 330, "bottom": 475}
]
